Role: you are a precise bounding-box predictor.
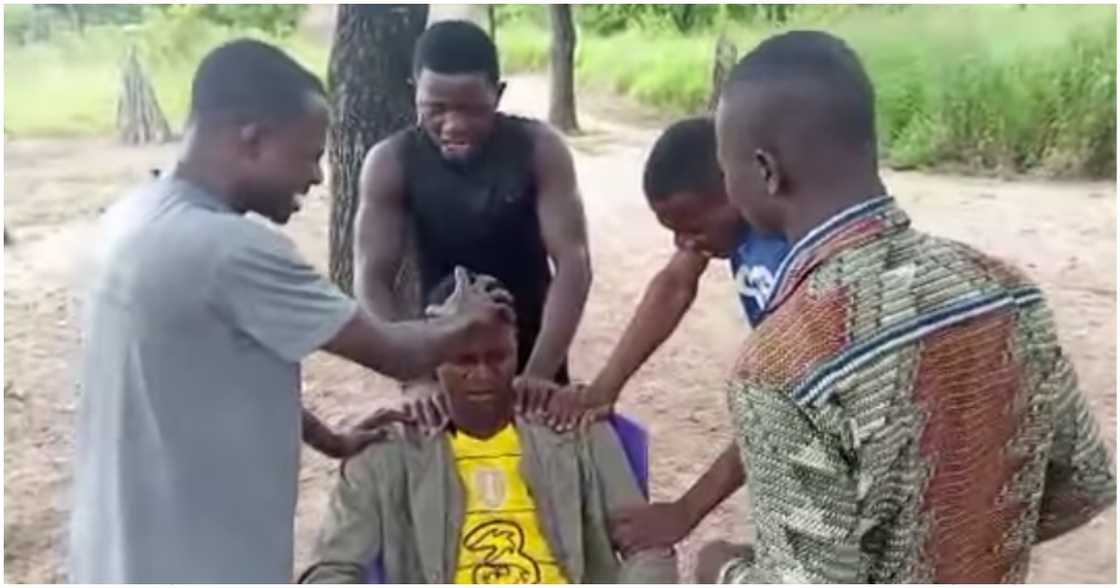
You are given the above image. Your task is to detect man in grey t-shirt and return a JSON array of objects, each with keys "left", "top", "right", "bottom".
[{"left": 69, "top": 39, "right": 511, "bottom": 583}]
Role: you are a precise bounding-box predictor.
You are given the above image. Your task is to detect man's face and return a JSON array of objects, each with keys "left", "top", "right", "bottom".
[
  {"left": 415, "top": 68, "right": 502, "bottom": 163},
  {"left": 715, "top": 91, "right": 784, "bottom": 235},
  {"left": 437, "top": 322, "right": 518, "bottom": 418},
  {"left": 237, "top": 93, "right": 328, "bottom": 225},
  {"left": 650, "top": 190, "right": 743, "bottom": 259}
]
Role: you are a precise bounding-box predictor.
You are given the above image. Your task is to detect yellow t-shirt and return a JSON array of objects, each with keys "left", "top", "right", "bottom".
[{"left": 450, "top": 424, "right": 569, "bottom": 584}]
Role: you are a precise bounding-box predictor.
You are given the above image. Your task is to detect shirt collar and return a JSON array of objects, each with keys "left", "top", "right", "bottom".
[
  {"left": 165, "top": 175, "right": 236, "bottom": 214},
  {"left": 763, "top": 195, "right": 909, "bottom": 315}
]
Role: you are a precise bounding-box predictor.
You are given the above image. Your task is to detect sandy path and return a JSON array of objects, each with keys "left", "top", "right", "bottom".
[{"left": 3, "top": 74, "right": 1115, "bottom": 583}]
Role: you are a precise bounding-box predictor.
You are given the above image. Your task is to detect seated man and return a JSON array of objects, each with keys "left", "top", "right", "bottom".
[{"left": 301, "top": 269, "right": 677, "bottom": 584}]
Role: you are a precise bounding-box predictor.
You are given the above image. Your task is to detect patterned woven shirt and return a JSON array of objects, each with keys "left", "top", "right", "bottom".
[{"left": 719, "top": 196, "right": 1115, "bottom": 583}]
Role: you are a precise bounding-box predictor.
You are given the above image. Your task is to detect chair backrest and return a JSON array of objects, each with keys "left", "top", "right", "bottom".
[{"left": 363, "top": 415, "right": 649, "bottom": 583}]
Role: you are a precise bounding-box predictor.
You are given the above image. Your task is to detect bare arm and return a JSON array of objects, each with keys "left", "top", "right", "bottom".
[
  {"left": 352, "top": 137, "right": 443, "bottom": 398},
  {"left": 323, "top": 275, "right": 512, "bottom": 382},
  {"left": 353, "top": 138, "right": 408, "bottom": 321},
  {"left": 522, "top": 124, "right": 592, "bottom": 379},
  {"left": 588, "top": 247, "right": 709, "bottom": 404},
  {"left": 612, "top": 442, "right": 744, "bottom": 553}
]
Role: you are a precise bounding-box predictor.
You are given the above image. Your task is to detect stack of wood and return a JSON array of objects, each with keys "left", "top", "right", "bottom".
[
  {"left": 708, "top": 34, "right": 738, "bottom": 112},
  {"left": 116, "top": 46, "right": 171, "bottom": 145}
]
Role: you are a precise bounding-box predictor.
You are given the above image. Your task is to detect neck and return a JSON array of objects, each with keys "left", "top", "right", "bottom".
[
  {"left": 783, "top": 173, "right": 886, "bottom": 244},
  {"left": 450, "top": 399, "right": 515, "bottom": 440},
  {"left": 173, "top": 128, "right": 240, "bottom": 211}
]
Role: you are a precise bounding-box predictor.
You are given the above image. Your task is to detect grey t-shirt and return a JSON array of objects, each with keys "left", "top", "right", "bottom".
[{"left": 69, "top": 177, "right": 357, "bottom": 583}]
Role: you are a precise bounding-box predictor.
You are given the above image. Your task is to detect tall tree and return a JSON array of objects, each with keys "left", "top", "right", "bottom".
[
  {"left": 548, "top": 4, "right": 579, "bottom": 133},
  {"left": 327, "top": 4, "right": 428, "bottom": 297}
]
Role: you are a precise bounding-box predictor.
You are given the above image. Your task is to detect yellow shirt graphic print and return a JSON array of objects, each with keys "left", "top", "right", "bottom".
[{"left": 450, "top": 425, "right": 568, "bottom": 584}]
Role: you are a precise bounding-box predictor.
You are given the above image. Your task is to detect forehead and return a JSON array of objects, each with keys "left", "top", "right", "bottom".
[
  {"left": 454, "top": 322, "right": 516, "bottom": 354},
  {"left": 415, "top": 68, "right": 497, "bottom": 103},
  {"left": 651, "top": 191, "right": 719, "bottom": 227}
]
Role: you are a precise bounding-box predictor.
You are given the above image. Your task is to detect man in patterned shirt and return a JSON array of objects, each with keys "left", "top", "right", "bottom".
[{"left": 702, "top": 30, "right": 1115, "bottom": 583}]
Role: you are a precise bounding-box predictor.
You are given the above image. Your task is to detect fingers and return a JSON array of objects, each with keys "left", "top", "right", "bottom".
[
  {"left": 355, "top": 408, "right": 412, "bottom": 430},
  {"left": 351, "top": 429, "right": 389, "bottom": 451}
]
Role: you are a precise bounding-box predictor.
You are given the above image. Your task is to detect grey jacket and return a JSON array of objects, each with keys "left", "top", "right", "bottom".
[{"left": 300, "top": 417, "right": 677, "bottom": 583}]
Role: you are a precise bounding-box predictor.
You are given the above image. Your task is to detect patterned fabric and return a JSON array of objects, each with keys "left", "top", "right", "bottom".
[
  {"left": 451, "top": 425, "right": 568, "bottom": 584},
  {"left": 721, "top": 197, "right": 1115, "bottom": 583}
]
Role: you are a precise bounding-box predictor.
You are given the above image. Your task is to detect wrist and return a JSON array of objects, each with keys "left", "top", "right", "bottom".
[{"left": 588, "top": 372, "right": 622, "bottom": 403}]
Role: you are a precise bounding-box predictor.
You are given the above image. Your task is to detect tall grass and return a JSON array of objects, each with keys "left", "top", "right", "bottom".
[
  {"left": 499, "top": 5, "right": 1116, "bottom": 177},
  {"left": 3, "top": 10, "right": 326, "bottom": 137}
]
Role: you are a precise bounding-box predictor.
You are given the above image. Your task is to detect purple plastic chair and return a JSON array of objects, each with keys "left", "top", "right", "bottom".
[{"left": 363, "top": 414, "right": 649, "bottom": 583}]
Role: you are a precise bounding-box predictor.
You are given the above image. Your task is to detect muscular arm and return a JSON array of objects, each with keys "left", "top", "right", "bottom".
[
  {"left": 351, "top": 138, "right": 441, "bottom": 392},
  {"left": 522, "top": 124, "right": 592, "bottom": 379},
  {"left": 353, "top": 138, "right": 409, "bottom": 321},
  {"left": 588, "top": 247, "right": 709, "bottom": 403}
]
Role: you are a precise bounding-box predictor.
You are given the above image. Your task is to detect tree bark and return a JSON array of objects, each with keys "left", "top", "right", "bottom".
[
  {"left": 327, "top": 4, "right": 428, "bottom": 303},
  {"left": 548, "top": 4, "right": 579, "bottom": 133},
  {"left": 708, "top": 34, "right": 738, "bottom": 112},
  {"left": 116, "top": 46, "right": 171, "bottom": 145}
]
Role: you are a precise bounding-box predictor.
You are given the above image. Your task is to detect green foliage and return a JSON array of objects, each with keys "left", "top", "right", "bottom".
[
  {"left": 3, "top": 4, "right": 306, "bottom": 45},
  {"left": 497, "top": 4, "right": 1116, "bottom": 177},
  {"left": 4, "top": 9, "right": 324, "bottom": 137}
]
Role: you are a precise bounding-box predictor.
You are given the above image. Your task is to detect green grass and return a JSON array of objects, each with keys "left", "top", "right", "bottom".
[
  {"left": 4, "top": 11, "right": 326, "bottom": 137},
  {"left": 498, "top": 5, "right": 1116, "bottom": 177},
  {"left": 5, "top": 6, "right": 1115, "bottom": 177}
]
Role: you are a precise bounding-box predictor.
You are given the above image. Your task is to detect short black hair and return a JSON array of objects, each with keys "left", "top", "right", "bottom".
[
  {"left": 724, "top": 30, "right": 876, "bottom": 148},
  {"left": 189, "top": 38, "right": 325, "bottom": 126},
  {"left": 413, "top": 20, "right": 500, "bottom": 84},
  {"left": 643, "top": 117, "right": 724, "bottom": 202},
  {"left": 425, "top": 269, "right": 514, "bottom": 315}
]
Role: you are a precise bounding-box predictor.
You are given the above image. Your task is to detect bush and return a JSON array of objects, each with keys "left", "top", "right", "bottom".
[{"left": 498, "top": 4, "right": 1116, "bottom": 177}]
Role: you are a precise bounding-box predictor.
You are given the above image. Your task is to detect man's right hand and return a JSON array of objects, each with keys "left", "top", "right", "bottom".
[
  {"left": 430, "top": 267, "right": 515, "bottom": 346},
  {"left": 512, "top": 377, "right": 614, "bottom": 433}
]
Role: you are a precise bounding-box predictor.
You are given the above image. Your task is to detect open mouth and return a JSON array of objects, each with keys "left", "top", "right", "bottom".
[{"left": 440, "top": 140, "right": 473, "bottom": 158}]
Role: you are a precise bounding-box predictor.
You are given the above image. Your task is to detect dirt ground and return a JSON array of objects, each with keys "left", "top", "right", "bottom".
[{"left": 3, "top": 74, "right": 1116, "bottom": 583}]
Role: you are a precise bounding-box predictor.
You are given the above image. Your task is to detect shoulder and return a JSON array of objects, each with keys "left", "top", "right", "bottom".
[
  {"left": 362, "top": 133, "right": 410, "bottom": 181},
  {"left": 339, "top": 425, "right": 421, "bottom": 485}
]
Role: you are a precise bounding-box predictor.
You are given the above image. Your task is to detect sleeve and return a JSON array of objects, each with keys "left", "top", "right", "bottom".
[
  {"left": 211, "top": 222, "right": 357, "bottom": 362},
  {"left": 299, "top": 448, "right": 389, "bottom": 584},
  {"left": 1036, "top": 343, "right": 1116, "bottom": 541},
  {"left": 584, "top": 423, "right": 679, "bottom": 583},
  {"left": 721, "top": 381, "right": 864, "bottom": 584}
]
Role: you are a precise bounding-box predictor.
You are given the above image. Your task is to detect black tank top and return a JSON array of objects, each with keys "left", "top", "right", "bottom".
[{"left": 400, "top": 114, "right": 567, "bottom": 382}]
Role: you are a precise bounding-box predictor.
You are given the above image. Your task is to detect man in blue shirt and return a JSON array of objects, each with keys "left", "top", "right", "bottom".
[{"left": 519, "top": 117, "right": 790, "bottom": 555}]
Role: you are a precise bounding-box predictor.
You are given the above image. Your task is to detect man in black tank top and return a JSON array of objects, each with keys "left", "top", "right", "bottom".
[{"left": 353, "top": 21, "right": 591, "bottom": 412}]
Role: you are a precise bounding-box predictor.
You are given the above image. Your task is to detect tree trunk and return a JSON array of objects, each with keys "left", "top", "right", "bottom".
[
  {"left": 116, "top": 46, "right": 171, "bottom": 145},
  {"left": 708, "top": 34, "right": 738, "bottom": 112},
  {"left": 327, "top": 4, "right": 428, "bottom": 307},
  {"left": 548, "top": 4, "right": 579, "bottom": 133}
]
